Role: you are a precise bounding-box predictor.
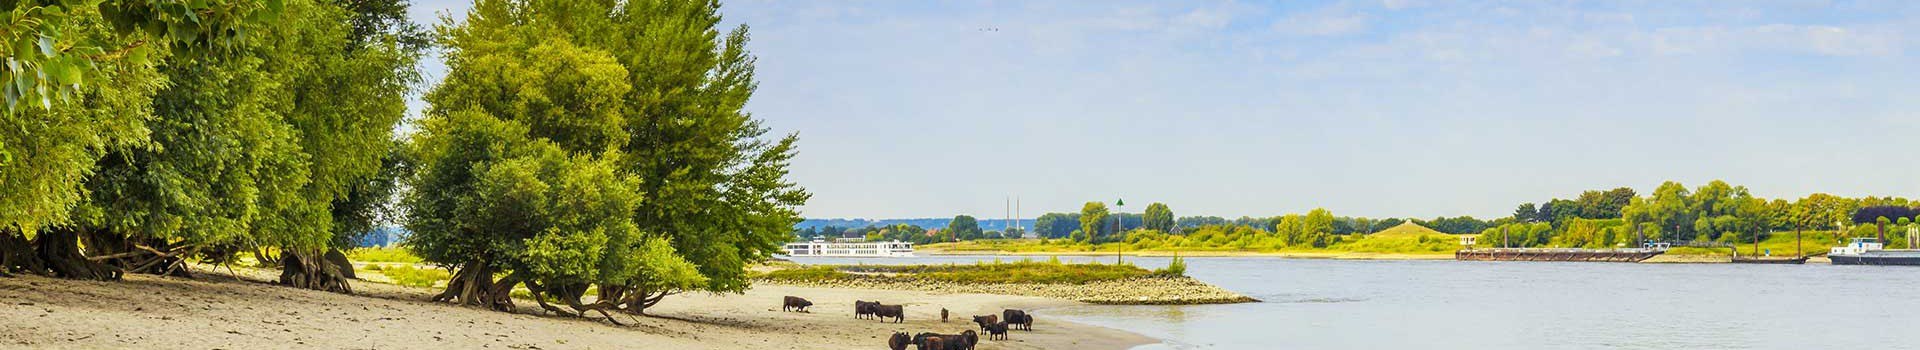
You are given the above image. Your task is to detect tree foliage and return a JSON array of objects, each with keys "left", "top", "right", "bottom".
[
  {"left": 407, "top": 0, "right": 805, "bottom": 318},
  {"left": 1078, "top": 202, "right": 1109, "bottom": 243},
  {"left": 1142, "top": 202, "right": 1174, "bottom": 232}
]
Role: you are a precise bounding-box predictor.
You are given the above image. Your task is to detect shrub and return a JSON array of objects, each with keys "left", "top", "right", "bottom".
[{"left": 1153, "top": 256, "right": 1187, "bottom": 277}]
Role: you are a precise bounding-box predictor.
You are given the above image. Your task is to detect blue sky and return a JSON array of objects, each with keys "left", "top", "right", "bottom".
[{"left": 404, "top": 0, "right": 1920, "bottom": 220}]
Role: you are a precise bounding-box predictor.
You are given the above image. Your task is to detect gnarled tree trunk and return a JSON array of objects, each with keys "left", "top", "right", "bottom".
[
  {"left": 279, "top": 249, "right": 354, "bottom": 293},
  {"left": 31, "top": 229, "right": 119, "bottom": 280},
  {"left": 433, "top": 260, "right": 514, "bottom": 311}
]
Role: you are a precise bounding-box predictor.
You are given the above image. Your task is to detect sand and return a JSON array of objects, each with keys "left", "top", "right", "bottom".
[{"left": 0, "top": 267, "right": 1154, "bottom": 350}]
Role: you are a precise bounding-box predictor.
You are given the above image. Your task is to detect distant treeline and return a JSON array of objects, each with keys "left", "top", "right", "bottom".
[{"left": 794, "top": 180, "right": 1920, "bottom": 250}]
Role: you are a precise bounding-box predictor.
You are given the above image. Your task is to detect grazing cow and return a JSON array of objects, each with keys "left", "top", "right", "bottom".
[
  {"left": 941, "top": 308, "right": 949, "bottom": 323},
  {"left": 958, "top": 330, "right": 979, "bottom": 350},
  {"left": 984, "top": 322, "right": 1010, "bottom": 340},
  {"left": 1003, "top": 309, "right": 1033, "bottom": 331},
  {"left": 888, "top": 332, "right": 911, "bottom": 350},
  {"left": 874, "top": 304, "right": 905, "bottom": 323},
  {"left": 781, "top": 296, "right": 812, "bottom": 312},
  {"left": 971, "top": 315, "right": 998, "bottom": 333},
  {"left": 855, "top": 300, "right": 878, "bottom": 319},
  {"left": 916, "top": 334, "right": 947, "bottom": 350}
]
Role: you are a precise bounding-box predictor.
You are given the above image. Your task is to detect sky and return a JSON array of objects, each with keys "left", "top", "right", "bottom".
[{"left": 403, "top": 0, "right": 1920, "bottom": 220}]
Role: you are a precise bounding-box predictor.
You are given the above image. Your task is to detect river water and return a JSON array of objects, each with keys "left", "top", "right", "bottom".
[{"left": 788, "top": 255, "right": 1920, "bottom": 350}]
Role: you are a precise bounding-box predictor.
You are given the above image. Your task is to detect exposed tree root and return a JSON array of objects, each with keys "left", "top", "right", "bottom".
[
  {"left": 279, "top": 249, "right": 354, "bottom": 294},
  {"left": 32, "top": 229, "right": 120, "bottom": 280}
]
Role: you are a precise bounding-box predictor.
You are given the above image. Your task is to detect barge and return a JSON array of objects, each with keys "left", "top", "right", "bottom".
[
  {"left": 781, "top": 239, "right": 915, "bottom": 258},
  {"left": 1455, "top": 247, "right": 1665, "bottom": 262},
  {"left": 1828, "top": 238, "right": 1920, "bottom": 266}
]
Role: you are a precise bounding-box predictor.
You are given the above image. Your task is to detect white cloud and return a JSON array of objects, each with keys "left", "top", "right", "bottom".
[
  {"left": 1647, "top": 24, "right": 1902, "bottom": 57},
  {"left": 1272, "top": 11, "right": 1371, "bottom": 36}
]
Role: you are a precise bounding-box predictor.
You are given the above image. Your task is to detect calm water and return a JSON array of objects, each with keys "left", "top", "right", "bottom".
[{"left": 789, "top": 255, "right": 1920, "bottom": 350}]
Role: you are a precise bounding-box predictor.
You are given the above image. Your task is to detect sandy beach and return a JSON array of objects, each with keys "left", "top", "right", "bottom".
[{"left": 0, "top": 267, "right": 1154, "bottom": 349}]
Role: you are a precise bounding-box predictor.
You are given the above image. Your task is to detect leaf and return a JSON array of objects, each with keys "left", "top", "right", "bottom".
[{"left": 37, "top": 36, "right": 54, "bottom": 57}]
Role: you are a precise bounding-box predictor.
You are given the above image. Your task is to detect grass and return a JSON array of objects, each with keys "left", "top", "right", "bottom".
[
  {"left": 346, "top": 247, "right": 422, "bottom": 264},
  {"left": 376, "top": 264, "right": 450, "bottom": 288},
  {"left": 1665, "top": 231, "right": 1849, "bottom": 257},
  {"left": 757, "top": 260, "right": 1158, "bottom": 285}
]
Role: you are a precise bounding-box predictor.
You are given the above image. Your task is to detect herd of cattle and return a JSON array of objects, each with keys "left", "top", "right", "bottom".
[{"left": 781, "top": 296, "right": 1039, "bottom": 349}]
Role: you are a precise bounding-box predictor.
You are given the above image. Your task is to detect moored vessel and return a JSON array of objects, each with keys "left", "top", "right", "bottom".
[
  {"left": 781, "top": 239, "right": 915, "bottom": 258},
  {"left": 1828, "top": 238, "right": 1920, "bottom": 266}
]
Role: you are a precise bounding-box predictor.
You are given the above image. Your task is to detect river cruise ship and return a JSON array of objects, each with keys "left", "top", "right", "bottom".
[{"left": 781, "top": 239, "right": 915, "bottom": 258}]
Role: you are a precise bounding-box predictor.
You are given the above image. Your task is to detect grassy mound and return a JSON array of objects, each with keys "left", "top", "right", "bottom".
[{"left": 1369, "top": 222, "right": 1447, "bottom": 237}]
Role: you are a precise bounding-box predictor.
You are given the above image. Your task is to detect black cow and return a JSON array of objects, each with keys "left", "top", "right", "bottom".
[
  {"left": 1003, "top": 309, "right": 1033, "bottom": 331},
  {"left": 855, "top": 300, "right": 878, "bottom": 319},
  {"left": 913, "top": 332, "right": 972, "bottom": 350},
  {"left": 874, "top": 304, "right": 905, "bottom": 323},
  {"left": 781, "top": 296, "right": 812, "bottom": 312},
  {"left": 984, "top": 322, "right": 1010, "bottom": 340},
  {"left": 971, "top": 315, "right": 998, "bottom": 333}
]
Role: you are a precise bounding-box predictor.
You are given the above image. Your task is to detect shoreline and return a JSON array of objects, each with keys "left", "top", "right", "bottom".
[
  {"left": 0, "top": 266, "right": 1158, "bottom": 350},
  {"left": 919, "top": 248, "right": 1839, "bottom": 264}
]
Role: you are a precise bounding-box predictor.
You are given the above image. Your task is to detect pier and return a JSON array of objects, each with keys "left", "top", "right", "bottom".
[{"left": 1455, "top": 248, "right": 1664, "bottom": 262}]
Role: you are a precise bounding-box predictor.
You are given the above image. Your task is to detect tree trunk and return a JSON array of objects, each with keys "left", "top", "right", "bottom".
[
  {"left": 433, "top": 260, "right": 514, "bottom": 311},
  {"left": 32, "top": 229, "right": 119, "bottom": 280},
  {"left": 0, "top": 229, "right": 41, "bottom": 276},
  {"left": 279, "top": 249, "right": 354, "bottom": 294}
]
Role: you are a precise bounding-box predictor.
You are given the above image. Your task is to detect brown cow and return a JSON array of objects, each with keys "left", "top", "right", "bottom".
[
  {"left": 917, "top": 335, "right": 946, "bottom": 350},
  {"left": 781, "top": 296, "right": 812, "bottom": 312},
  {"left": 958, "top": 330, "right": 979, "bottom": 350},
  {"left": 940, "top": 308, "right": 949, "bottom": 322},
  {"left": 873, "top": 304, "right": 905, "bottom": 323},
  {"left": 888, "top": 332, "right": 911, "bottom": 350}
]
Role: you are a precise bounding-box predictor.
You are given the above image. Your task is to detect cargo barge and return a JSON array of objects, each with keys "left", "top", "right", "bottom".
[
  {"left": 1455, "top": 247, "right": 1664, "bottom": 262},
  {"left": 1828, "top": 238, "right": 1920, "bottom": 266}
]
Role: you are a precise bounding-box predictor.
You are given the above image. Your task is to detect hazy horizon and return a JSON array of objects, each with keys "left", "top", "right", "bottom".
[{"left": 406, "top": 0, "right": 1920, "bottom": 220}]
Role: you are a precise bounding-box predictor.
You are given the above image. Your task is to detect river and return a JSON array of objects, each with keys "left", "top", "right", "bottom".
[{"left": 788, "top": 255, "right": 1920, "bottom": 349}]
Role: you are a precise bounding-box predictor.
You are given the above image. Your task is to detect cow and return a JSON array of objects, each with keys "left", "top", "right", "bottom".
[
  {"left": 1003, "top": 309, "right": 1033, "bottom": 331},
  {"left": 971, "top": 315, "right": 998, "bottom": 333},
  {"left": 916, "top": 334, "right": 947, "bottom": 350},
  {"left": 984, "top": 322, "right": 1010, "bottom": 340},
  {"left": 940, "top": 308, "right": 949, "bottom": 323},
  {"left": 958, "top": 330, "right": 979, "bottom": 350},
  {"left": 855, "top": 300, "right": 878, "bottom": 319},
  {"left": 888, "top": 332, "right": 911, "bottom": 350},
  {"left": 874, "top": 304, "right": 905, "bottom": 323},
  {"left": 781, "top": 296, "right": 812, "bottom": 312}
]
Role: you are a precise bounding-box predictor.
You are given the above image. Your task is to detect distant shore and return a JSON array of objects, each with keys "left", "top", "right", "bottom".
[
  {"left": 918, "top": 247, "right": 1454, "bottom": 260},
  {"left": 919, "top": 247, "right": 1843, "bottom": 264}
]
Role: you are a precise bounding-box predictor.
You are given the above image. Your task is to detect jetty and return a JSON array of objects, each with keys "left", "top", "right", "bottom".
[{"left": 1455, "top": 248, "right": 1664, "bottom": 262}]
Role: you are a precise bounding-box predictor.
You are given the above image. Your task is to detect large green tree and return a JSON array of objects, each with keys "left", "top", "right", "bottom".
[
  {"left": 1, "top": 1, "right": 282, "bottom": 275},
  {"left": 1142, "top": 202, "right": 1174, "bottom": 232},
  {"left": 1078, "top": 202, "right": 1110, "bottom": 243},
  {"left": 945, "top": 215, "right": 982, "bottom": 241},
  {"left": 409, "top": 0, "right": 805, "bottom": 318}
]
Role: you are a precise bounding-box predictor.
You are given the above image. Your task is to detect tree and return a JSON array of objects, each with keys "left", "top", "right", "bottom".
[
  {"left": 1513, "top": 203, "right": 1538, "bottom": 222},
  {"left": 1303, "top": 208, "right": 1335, "bottom": 247},
  {"left": 946, "top": 215, "right": 982, "bottom": 241},
  {"left": 1142, "top": 203, "right": 1174, "bottom": 232},
  {"left": 410, "top": 0, "right": 806, "bottom": 317},
  {"left": 1032, "top": 213, "right": 1079, "bottom": 239},
  {"left": 1854, "top": 206, "right": 1920, "bottom": 242},
  {"left": 1078, "top": 202, "right": 1110, "bottom": 243},
  {"left": 2, "top": 0, "right": 284, "bottom": 276}
]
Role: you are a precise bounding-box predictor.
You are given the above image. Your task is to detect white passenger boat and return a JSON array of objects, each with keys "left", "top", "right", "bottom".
[{"left": 781, "top": 239, "right": 915, "bottom": 258}]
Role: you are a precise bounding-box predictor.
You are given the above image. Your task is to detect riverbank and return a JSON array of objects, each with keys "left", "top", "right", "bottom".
[
  {"left": 0, "top": 266, "right": 1154, "bottom": 349},
  {"left": 918, "top": 246, "right": 1453, "bottom": 260}
]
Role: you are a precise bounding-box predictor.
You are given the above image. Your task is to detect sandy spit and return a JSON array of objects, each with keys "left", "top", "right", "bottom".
[{"left": 0, "top": 267, "right": 1154, "bottom": 350}]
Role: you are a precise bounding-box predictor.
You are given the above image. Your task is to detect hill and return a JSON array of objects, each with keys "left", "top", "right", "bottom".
[{"left": 1370, "top": 221, "right": 1449, "bottom": 237}]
